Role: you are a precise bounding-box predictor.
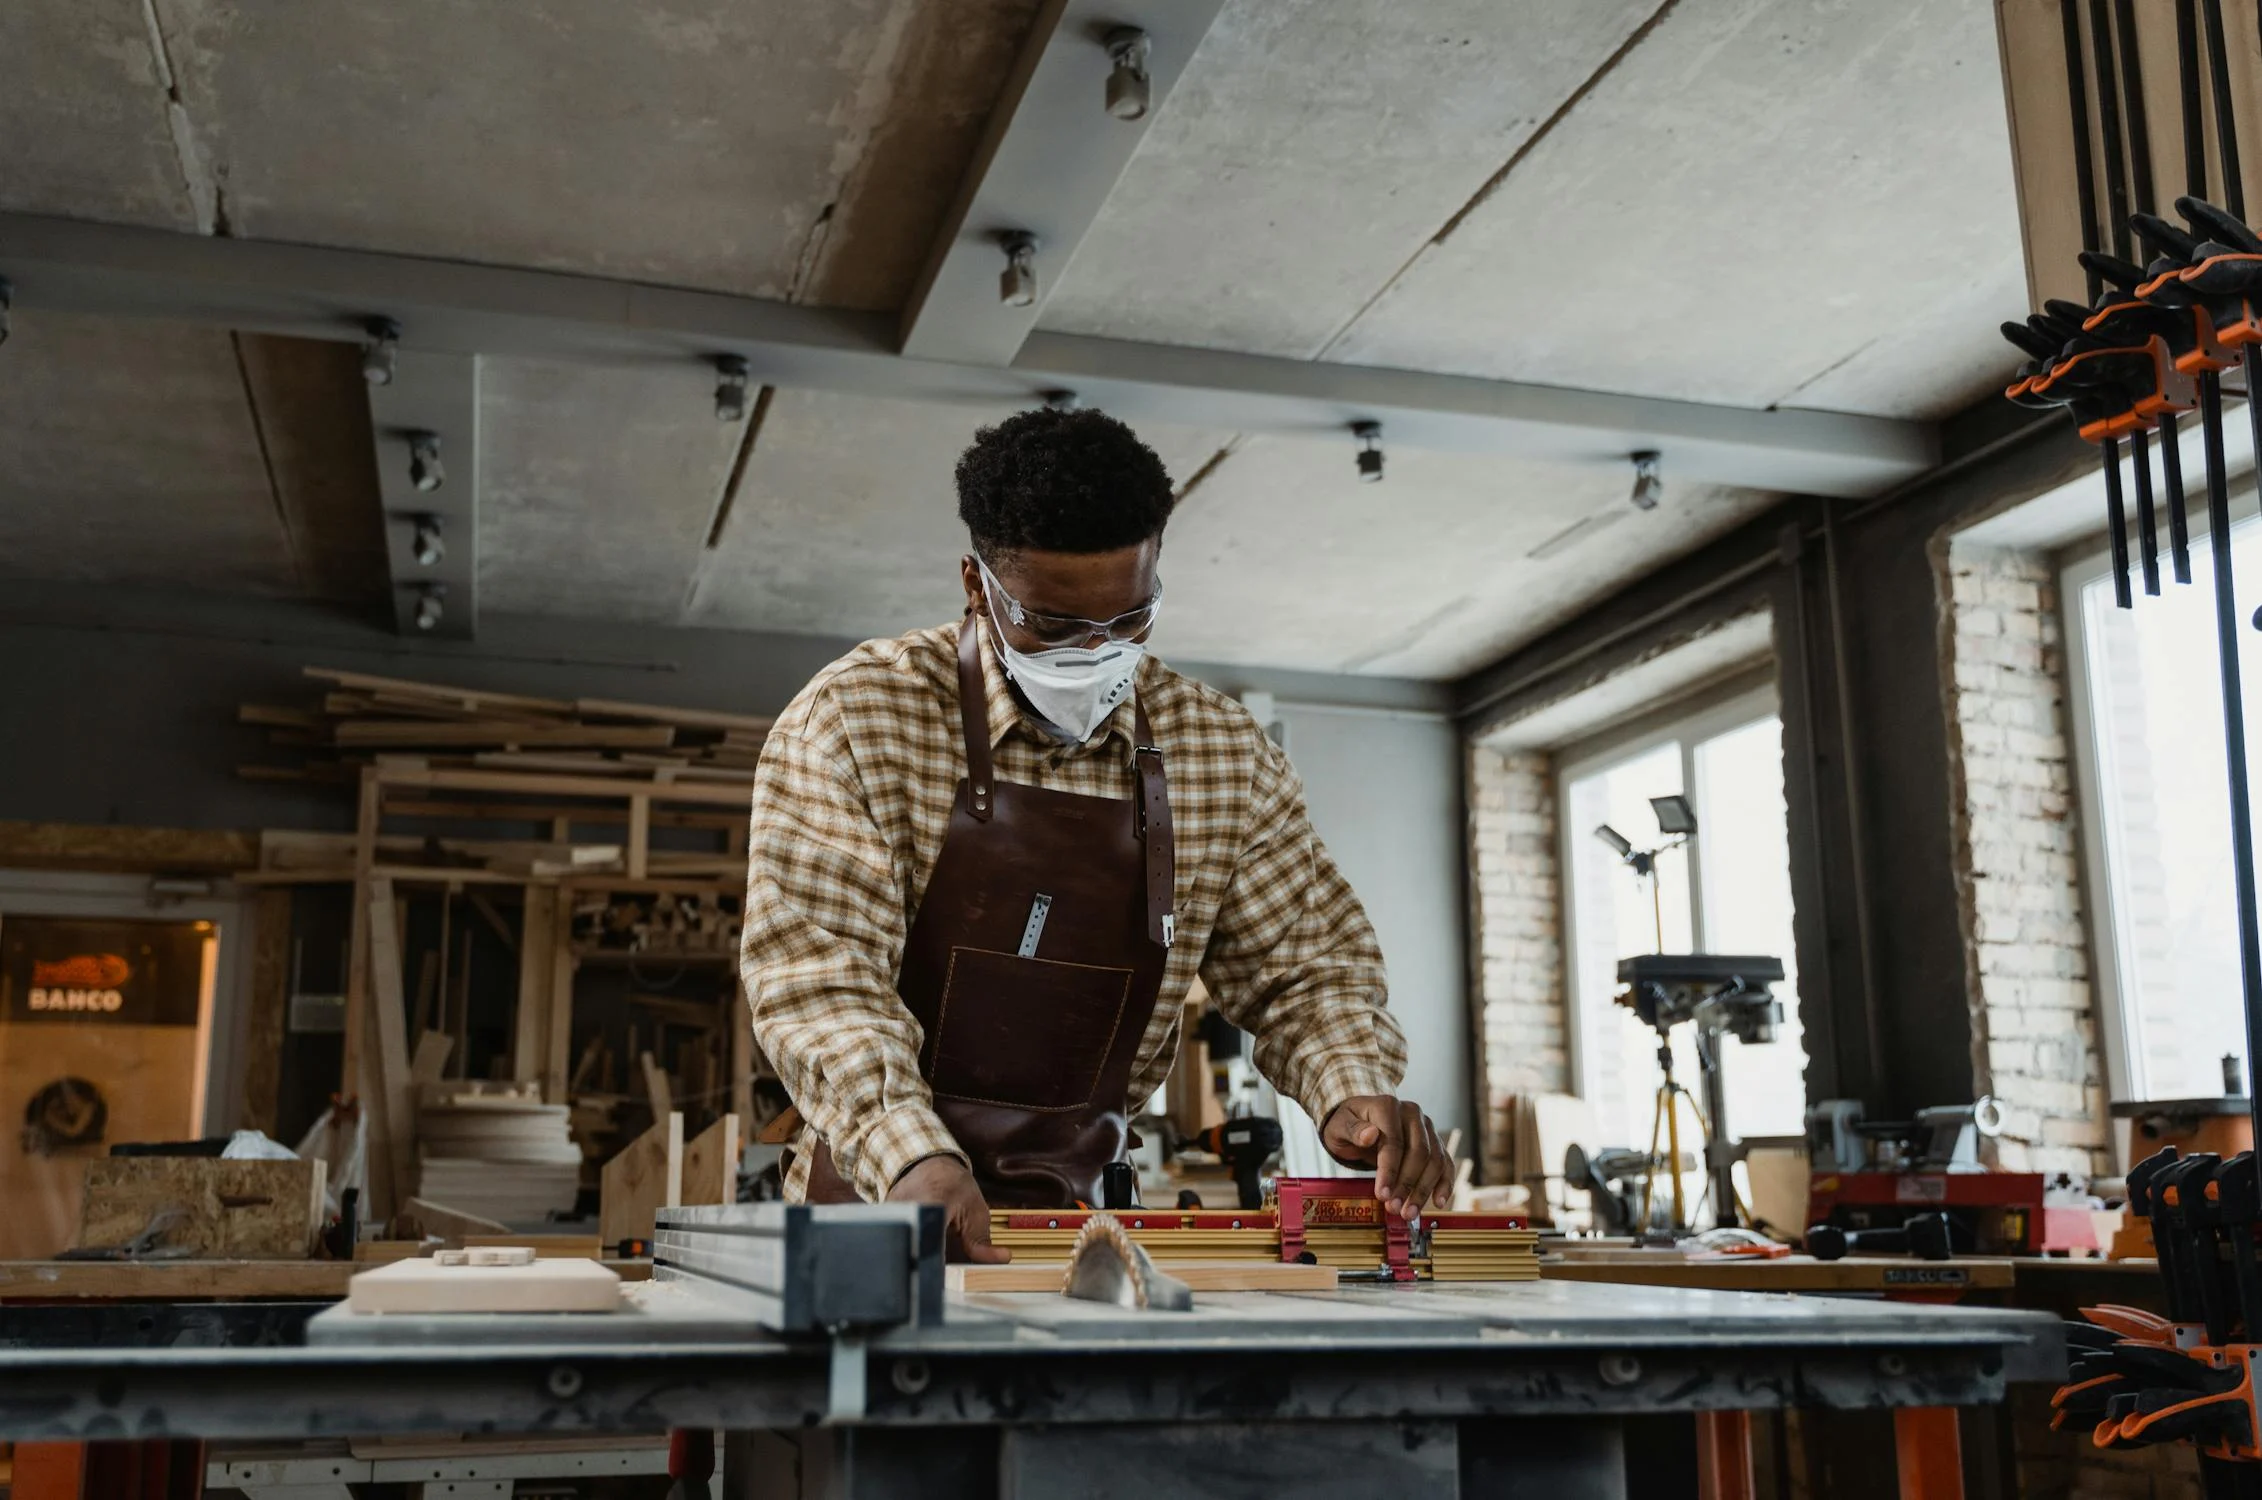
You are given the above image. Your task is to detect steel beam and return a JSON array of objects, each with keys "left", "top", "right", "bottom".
[
  {"left": 896, "top": 0, "right": 1228, "bottom": 364},
  {"left": 365, "top": 350, "right": 479, "bottom": 638},
  {"left": 0, "top": 213, "right": 1938, "bottom": 497}
]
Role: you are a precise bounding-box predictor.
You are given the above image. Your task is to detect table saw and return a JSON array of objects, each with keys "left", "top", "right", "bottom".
[{"left": 0, "top": 1270, "right": 2061, "bottom": 1497}]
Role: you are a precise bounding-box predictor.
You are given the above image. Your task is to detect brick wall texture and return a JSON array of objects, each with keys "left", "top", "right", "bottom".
[
  {"left": 1943, "top": 546, "right": 2109, "bottom": 1177},
  {"left": 1466, "top": 742, "right": 1568, "bottom": 1180}
]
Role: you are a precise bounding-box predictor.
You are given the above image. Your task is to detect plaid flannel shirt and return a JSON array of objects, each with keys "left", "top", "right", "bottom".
[{"left": 742, "top": 618, "right": 1405, "bottom": 1202}]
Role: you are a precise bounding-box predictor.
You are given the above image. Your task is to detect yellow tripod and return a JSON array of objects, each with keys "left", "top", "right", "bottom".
[{"left": 1635, "top": 1038, "right": 1709, "bottom": 1234}]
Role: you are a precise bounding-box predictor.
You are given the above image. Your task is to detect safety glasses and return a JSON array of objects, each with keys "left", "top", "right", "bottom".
[{"left": 976, "top": 557, "right": 1162, "bottom": 650}]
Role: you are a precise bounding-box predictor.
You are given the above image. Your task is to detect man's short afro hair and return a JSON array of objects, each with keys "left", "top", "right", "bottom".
[{"left": 956, "top": 407, "right": 1174, "bottom": 559}]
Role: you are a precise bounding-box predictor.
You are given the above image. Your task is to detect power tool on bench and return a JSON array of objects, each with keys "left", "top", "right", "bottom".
[
  {"left": 1804, "top": 1096, "right": 2098, "bottom": 1258},
  {"left": 1194, "top": 1116, "right": 1284, "bottom": 1210}
]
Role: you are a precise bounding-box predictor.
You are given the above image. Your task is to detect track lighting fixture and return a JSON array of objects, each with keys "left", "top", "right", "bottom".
[
  {"left": 362, "top": 317, "right": 401, "bottom": 386},
  {"left": 411, "top": 514, "right": 445, "bottom": 568},
  {"left": 712, "top": 354, "right": 751, "bottom": 422},
  {"left": 0, "top": 277, "right": 12, "bottom": 349},
  {"left": 1105, "top": 28, "right": 1152, "bottom": 120},
  {"left": 408, "top": 431, "right": 445, "bottom": 493},
  {"left": 1352, "top": 421, "right": 1383, "bottom": 483},
  {"left": 1629, "top": 450, "right": 1662, "bottom": 511},
  {"left": 999, "top": 231, "right": 1039, "bottom": 308},
  {"left": 413, "top": 583, "right": 446, "bottom": 632}
]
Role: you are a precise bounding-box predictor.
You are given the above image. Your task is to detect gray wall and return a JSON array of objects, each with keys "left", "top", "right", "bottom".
[
  {"left": 0, "top": 584, "right": 1470, "bottom": 1141},
  {"left": 1275, "top": 704, "right": 1468, "bottom": 1140}
]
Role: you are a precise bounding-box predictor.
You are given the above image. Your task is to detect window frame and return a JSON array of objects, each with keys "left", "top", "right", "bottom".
[
  {"left": 2060, "top": 537, "right": 2140, "bottom": 1103},
  {"left": 1553, "top": 672, "right": 1781, "bottom": 1107}
]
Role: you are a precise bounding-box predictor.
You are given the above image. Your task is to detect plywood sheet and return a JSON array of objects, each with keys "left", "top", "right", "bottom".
[{"left": 346, "top": 1255, "right": 621, "bottom": 1314}]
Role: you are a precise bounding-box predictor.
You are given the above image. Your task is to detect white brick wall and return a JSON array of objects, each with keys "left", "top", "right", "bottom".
[
  {"left": 1466, "top": 743, "right": 1569, "bottom": 1180},
  {"left": 1944, "top": 547, "right": 2109, "bottom": 1177}
]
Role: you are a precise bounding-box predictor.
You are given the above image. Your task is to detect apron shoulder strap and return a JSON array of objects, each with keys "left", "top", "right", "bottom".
[
  {"left": 1133, "top": 697, "right": 1175, "bottom": 949},
  {"left": 957, "top": 616, "right": 995, "bottom": 821}
]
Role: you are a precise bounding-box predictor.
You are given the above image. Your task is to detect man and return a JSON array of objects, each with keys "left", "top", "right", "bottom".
[{"left": 742, "top": 407, "right": 1449, "bottom": 1262}]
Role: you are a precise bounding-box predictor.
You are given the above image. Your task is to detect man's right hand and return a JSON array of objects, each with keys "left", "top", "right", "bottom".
[{"left": 886, "top": 1155, "right": 1010, "bottom": 1264}]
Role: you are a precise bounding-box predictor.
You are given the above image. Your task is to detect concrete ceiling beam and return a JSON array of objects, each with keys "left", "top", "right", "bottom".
[
  {"left": 365, "top": 347, "right": 479, "bottom": 638},
  {"left": 896, "top": 0, "right": 1228, "bottom": 365},
  {"left": 0, "top": 213, "right": 1938, "bottom": 497}
]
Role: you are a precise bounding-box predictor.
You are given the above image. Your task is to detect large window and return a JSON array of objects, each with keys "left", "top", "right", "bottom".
[
  {"left": 2068, "top": 520, "right": 2262, "bottom": 1101},
  {"left": 1560, "top": 688, "right": 1807, "bottom": 1169}
]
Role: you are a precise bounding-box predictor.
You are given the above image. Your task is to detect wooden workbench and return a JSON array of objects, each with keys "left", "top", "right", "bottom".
[
  {"left": 0, "top": 1258, "right": 649, "bottom": 1302},
  {"left": 1542, "top": 1249, "right": 2018, "bottom": 1294}
]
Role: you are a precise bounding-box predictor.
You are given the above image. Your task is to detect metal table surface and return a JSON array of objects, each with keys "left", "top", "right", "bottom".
[{"left": 0, "top": 1277, "right": 2061, "bottom": 1443}]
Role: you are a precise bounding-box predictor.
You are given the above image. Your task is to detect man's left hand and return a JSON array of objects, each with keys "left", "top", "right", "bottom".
[{"left": 1321, "top": 1096, "right": 1452, "bottom": 1220}]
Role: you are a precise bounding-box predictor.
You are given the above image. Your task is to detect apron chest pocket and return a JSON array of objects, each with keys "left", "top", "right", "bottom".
[{"left": 924, "top": 947, "right": 1135, "bottom": 1112}]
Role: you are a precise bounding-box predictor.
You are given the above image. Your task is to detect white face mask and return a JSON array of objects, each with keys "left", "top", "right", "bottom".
[{"left": 982, "top": 601, "right": 1149, "bottom": 744}]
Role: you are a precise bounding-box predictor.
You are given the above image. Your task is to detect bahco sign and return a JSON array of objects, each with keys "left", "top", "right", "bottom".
[{"left": 26, "top": 953, "right": 130, "bottom": 1013}]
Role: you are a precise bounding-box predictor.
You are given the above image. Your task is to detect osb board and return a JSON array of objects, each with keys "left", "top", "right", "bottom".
[
  {"left": 346, "top": 1256, "right": 621, "bottom": 1314},
  {"left": 0, "top": 1023, "right": 200, "bottom": 1260},
  {"left": 78, "top": 1157, "right": 326, "bottom": 1260},
  {"left": 947, "top": 1260, "right": 1339, "bottom": 1293}
]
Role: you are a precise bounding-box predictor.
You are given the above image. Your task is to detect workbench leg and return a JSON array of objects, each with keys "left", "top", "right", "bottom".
[
  {"left": 668, "top": 1427, "right": 716, "bottom": 1500},
  {"left": 1894, "top": 1407, "right": 1964, "bottom": 1500},
  {"left": 11, "top": 1442, "right": 86, "bottom": 1500},
  {"left": 1695, "top": 1411, "right": 1755, "bottom": 1500}
]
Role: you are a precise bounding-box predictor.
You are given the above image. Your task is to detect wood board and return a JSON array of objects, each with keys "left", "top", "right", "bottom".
[
  {"left": 947, "top": 1260, "right": 1339, "bottom": 1293},
  {"left": 680, "top": 1113, "right": 740, "bottom": 1207},
  {"left": 76, "top": 1157, "right": 326, "bottom": 1259},
  {"left": 597, "top": 1112, "right": 681, "bottom": 1249},
  {"left": 0, "top": 1257, "right": 651, "bottom": 1300},
  {"left": 346, "top": 1254, "right": 622, "bottom": 1315}
]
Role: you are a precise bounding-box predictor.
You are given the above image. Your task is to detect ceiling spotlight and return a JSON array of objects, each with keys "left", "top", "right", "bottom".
[
  {"left": 413, "top": 583, "right": 446, "bottom": 632},
  {"left": 410, "top": 514, "right": 445, "bottom": 568},
  {"left": 712, "top": 354, "right": 750, "bottom": 422},
  {"left": 999, "top": 231, "right": 1039, "bottom": 308},
  {"left": 361, "top": 317, "right": 401, "bottom": 386},
  {"left": 1105, "top": 27, "right": 1152, "bottom": 120},
  {"left": 408, "top": 431, "right": 444, "bottom": 492},
  {"left": 1352, "top": 420, "right": 1384, "bottom": 483},
  {"left": 1629, "top": 450, "right": 1662, "bottom": 510},
  {"left": 0, "top": 276, "right": 13, "bottom": 349}
]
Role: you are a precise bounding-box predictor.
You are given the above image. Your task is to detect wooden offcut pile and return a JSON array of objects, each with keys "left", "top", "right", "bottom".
[
  {"left": 417, "top": 1085, "right": 583, "bottom": 1225},
  {"left": 239, "top": 667, "right": 771, "bottom": 796}
]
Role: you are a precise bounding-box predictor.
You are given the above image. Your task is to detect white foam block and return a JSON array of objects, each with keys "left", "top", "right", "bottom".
[{"left": 346, "top": 1256, "right": 622, "bottom": 1315}]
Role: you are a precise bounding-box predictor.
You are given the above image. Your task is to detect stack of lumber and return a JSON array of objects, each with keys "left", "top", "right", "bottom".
[
  {"left": 417, "top": 1087, "right": 581, "bottom": 1224},
  {"left": 238, "top": 667, "right": 772, "bottom": 796},
  {"left": 1420, "top": 1214, "right": 1542, "bottom": 1282}
]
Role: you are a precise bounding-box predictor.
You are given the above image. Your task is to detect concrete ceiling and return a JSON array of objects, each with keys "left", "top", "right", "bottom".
[
  {"left": 0, "top": 311, "right": 298, "bottom": 593},
  {"left": 0, "top": 0, "right": 2034, "bottom": 681}
]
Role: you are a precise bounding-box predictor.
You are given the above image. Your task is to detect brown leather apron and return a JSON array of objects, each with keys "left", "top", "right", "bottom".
[{"left": 803, "top": 617, "right": 1174, "bottom": 1208}]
